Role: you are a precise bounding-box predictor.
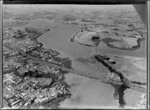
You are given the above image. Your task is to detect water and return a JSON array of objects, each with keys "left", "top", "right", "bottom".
[
  {"left": 59, "top": 74, "right": 118, "bottom": 108},
  {"left": 4, "top": 5, "right": 146, "bottom": 108},
  {"left": 37, "top": 19, "right": 146, "bottom": 108}
]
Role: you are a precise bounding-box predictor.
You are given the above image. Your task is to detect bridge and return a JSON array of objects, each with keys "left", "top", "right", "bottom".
[{"left": 4, "top": 43, "right": 146, "bottom": 93}]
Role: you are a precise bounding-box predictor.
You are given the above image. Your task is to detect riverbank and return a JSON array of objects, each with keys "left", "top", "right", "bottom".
[
  {"left": 93, "top": 54, "right": 146, "bottom": 107},
  {"left": 3, "top": 24, "right": 73, "bottom": 108},
  {"left": 38, "top": 20, "right": 122, "bottom": 108},
  {"left": 71, "top": 29, "right": 145, "bottom": 51},
  {"left": 4, "top": 5, "right": 147, "bottom": 109},
  {"left": 37, "top": 20, "right": 147, "bottom": 108},
  {"left": 102, "top": 37, "right": 145, "bottom": 51}
]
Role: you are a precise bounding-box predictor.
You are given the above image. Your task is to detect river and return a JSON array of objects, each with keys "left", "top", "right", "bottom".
[
  {"left": 4, "top": 4, "right": 146, "bottom": 108},
  {"left": 37, "top": 19, "right": 146, "bottom": 108}
]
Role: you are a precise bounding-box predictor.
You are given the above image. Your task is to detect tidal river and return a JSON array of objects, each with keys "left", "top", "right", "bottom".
[{"left": 38, "top": 20, "right": 146, "bottom": 108}]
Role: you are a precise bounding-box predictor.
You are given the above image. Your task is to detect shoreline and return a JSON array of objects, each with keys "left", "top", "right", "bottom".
[
  {"left": 34, "top": 21, "right": 146, "bottom": 108},
  {"left": 71, "top": 29, "right": 145, "bottom": 51},
  {"left": 102, "top": 38, "right": 145, "bottom": 51},
  {"left": 3, "top": 6, "right": 147, "bottom": 109}
]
